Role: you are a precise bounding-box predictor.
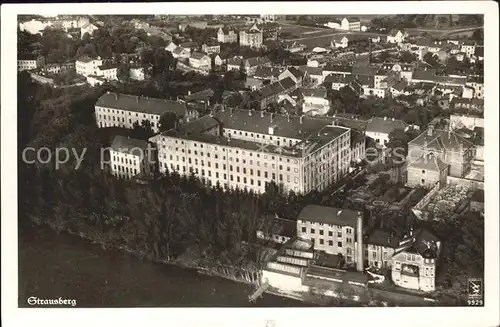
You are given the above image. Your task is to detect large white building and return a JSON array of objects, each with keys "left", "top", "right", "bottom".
[
  {"left": 18, "top": 54, "right": 45, "bottom": 71},
  {"left": 239, "top": 24, "right": 263, "bottom": 48},
  {"left": 149, "top": 109, "right": 355, "bottom": 194},
  {"left": 80, "top": 22, "right": 99, "bottom": 38},
  {"left": 109, "top": 135, "right": 155, "bottom": 180},
  {"left": 94, "top": 92, "right": 199, "bottom": 133},
  {"left": 217, "top": 27, "right": 238, "bottom": 43},
  {"left": 76, "top": 57, "right": 103, "bottom": 76}
]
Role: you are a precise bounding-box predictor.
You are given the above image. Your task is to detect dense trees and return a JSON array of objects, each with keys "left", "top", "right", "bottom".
[{"left": 399, "top": 51, "right": 418, "bottom": 63}]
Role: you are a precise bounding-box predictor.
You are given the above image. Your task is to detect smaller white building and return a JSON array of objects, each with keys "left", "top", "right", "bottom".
[
  {"left": 80, "top": 22, "right": 99, "bottom": 38},
  {"left": 76, "top": 57, "right": 103, "bottom": 76},
  {"left": 387, "top": 30, "right": 406, "bottom": 44},
  {"left": 331, "top": 36, "right": 349, "bottom": 49},
  {"left": 189, "top": 52, "right": 212, "bottom": 71},
  {"left": 129, "top": 67, "right": 145, "bottom": 81},
  {"left": 300, "top": 87, "right": 330, "bottom": 116},
  {"left": 365, "top": 117, "right": 408, "bottom": 148},
  {"left": 201, "top": 43, "right": 221, "bottom": 54},
  {"left": 109, "top": 135, "right": 155, "bottom": 180},
  {"left": 18, "top": 54, "right": 45, "bottom": 71},
  {"left": 96, "top": 64, "right": 118, "bottom": 81}
]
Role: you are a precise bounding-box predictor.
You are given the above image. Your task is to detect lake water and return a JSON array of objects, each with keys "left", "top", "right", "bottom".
[{"left": 18, "top": 227, "right": 316, "bottom": 308}]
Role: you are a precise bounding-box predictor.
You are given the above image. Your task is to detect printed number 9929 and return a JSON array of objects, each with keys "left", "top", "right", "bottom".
[{"left": 467, "top": 299, "right": 483, "bottom": 306}]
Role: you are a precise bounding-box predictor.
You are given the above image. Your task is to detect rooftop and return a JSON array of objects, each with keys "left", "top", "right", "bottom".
[
  {"left": 96, "top": 92, "right": 189, "bottom": 116},
  {"left": 366, "top": 117, "right": 407, "bottom": 135},
  {"left": 298, "top": 205, "right": 362, "bottom": 229},
  {"left": 110, "top": 135, "right": 149, "bottom": 155},
  {"left": 409, "top": 127, "right": 475, "bottom": 152},
  {"left": 365, "top": 229, "right": 401, "bottom": 248}
]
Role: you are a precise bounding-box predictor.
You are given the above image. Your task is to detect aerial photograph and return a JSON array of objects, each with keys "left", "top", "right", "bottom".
[{"left": 16, "top": 13, "right": 486, "bottom": 308}]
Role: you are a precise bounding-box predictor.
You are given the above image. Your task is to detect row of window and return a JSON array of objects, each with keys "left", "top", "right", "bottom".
[
  {"left": 302, "top": 227, "right": 354, "bottom": 238},
  {"left": 113, "top": 165, "right": 139, "bottom": 175},
  {"left": 96, "top": 107, "right": 159, "bottom": 120},
  {"left": 99, "top": 115, "right": 158, "bottom": 128},
  {"left": 113, "top": 156, "right": 138, "bottom": 166}
]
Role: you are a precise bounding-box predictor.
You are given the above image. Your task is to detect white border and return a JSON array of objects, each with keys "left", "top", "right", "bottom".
[{"left": 2, "top": 2, "right": 499, "bottom": 327}]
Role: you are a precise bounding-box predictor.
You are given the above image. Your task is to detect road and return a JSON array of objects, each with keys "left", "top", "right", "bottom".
[{"left": 406, "top": 25, "right": 483, "bottom": 38}]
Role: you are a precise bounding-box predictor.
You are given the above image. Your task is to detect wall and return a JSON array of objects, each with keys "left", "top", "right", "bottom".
[
  {"left": 30, "top": 73, "right": 54, "bottom": 85},
  {"left": 406, "top": 166, "right": 444, "bottom": 189},
  {"left": 446, "top": 176, "right": 484, "bottom": 190},
  {"left": 261, "top": 269, "right": 306, "bottom": 293},
  {"left": 413, "top": 182, "right": 440, "bottom": 211}
]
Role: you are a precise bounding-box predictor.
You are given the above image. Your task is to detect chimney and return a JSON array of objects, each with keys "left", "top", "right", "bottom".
[
  {"left": 249, "top": 110, "right": 252, "bottom": 116},
  {"left": 136, "top": 96, "right": 139, "bottom": 103},
  {"left": 287, "top": 113, "right": 290, "bottom": 122},
  {"left": 383, "top": 117, "right": 387, "bottom": 121},
  {"left": 230, "top": 107, "right": 234, "bottom": 116},
  {"left": 261, "top": 110, "right": 264, "bottom": 118},
  {"left": 188, "top": 90, "right": 191, "bottom": 96},
  {"left": 356, "top": 212, "right": 364, "bottom": 272},
  {"left": 114, "top": 93, "right": 118, "bottom": 101},
  {"left": 300, "top": 115, "right": 304, "bottom": 124},
  {"left": 270, "top": 113, "right": 273, "bottom": 123}
]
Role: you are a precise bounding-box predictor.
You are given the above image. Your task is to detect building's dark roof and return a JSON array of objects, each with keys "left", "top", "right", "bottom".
[
  {"left": 190, "top": 52, "right": 209, "bottom": 60},
  {"left": 392, "top": 80, "right": 407, "bottom": 92},
  {"left": 324, "top": 74, "right": 355, "bottom": 84},
  {"left": 261, "top": 215, "right": 297, "bottom": 238},
  {"left": 345, "top": 17, "right": 360, "bottom": 23},
  {"left": 253, "top": 66, "right": 282, "bottom": 79},
  {"left": 299, "top": 87, "right": 327, "bottom": 98},
  {"left": 365, "top": 229, "right": 401, "bottom": 248},
  {"left": 214, "top": 109, "right": 349, "bottom": 141},
  {"left": 180, "top": 41, "right": 198, "bottom": 49},
  {"left": 18, "top": 53, "right": 40, "bottom": 60},
  {"left": 98, "top": 64, "right": 118, "bottom": 70},
  {"left": 96, "top": 92, "right": 188, "bottom": 116},
  {"left": 366, "top": 117, "right": 407, "bottom": 134},
  {"left": 323, "top": 65, "right": 352, "bottom": 74},
  {"left": 178, "top": 115, "right": 220, "bottom": 135},
  {"left": 227, "top": 57, "right": 243, "bottom": 66},
  {"left": 285, "top": 66, "right": 304, "bottom": 79},
  {"left": 409, "top": 127, "right": 475, "bottom": 152},
  {"left": 279, "top": 77, "right": 296, "bottom": 91},
  {"left": 110, "top": 135, "right": 149, "bottom": 155},
  {"left": 246, "top": 57, "right": 271, "bottom": 67},
  {"left": 352, "top": 66, "right": 379, "bottom": 77},
  {"left": 305, "top": 66, "right": 323, "bottom": 76},
  {"left": 297, "top": 205, "right": 362, "bottom": 229},
  {"left": 395, "top": 228, "right": 440, "bottom": 259},
  {"left": 185, "top": 88, "right": 214, "bottom": 102},
  {"left": 408, "top": 152, "right": 448, "bottom": 172}
]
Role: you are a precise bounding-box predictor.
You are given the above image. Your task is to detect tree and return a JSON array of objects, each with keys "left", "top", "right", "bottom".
[
  {"left": 378, "top": 50, "right": 391, "bottom": 63},
  {"left": 399, "top": 50, "right": 417, "bottom": 63},
  {"left": 423, "top": 52, "right": 439, "bottom": 68},
  {"left": 159, "top": 112, "right": 178, "bottom": 132}
]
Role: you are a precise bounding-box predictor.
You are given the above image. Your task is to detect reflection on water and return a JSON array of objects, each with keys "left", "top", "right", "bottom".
[{"left": 18, "top": 227, "right": 316, "bottom": 308}]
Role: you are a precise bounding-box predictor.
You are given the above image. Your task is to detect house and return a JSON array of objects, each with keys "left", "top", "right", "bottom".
[
  {"left": 322, "top": 65, "right": 352, "bottom": 79},
  {"left": 460, "top": 41, "right": 476, "bottom": 58},
  {"left": 324, "top": 21, "right": 342, "bottom": 29},
  {"left": 341, "top": 17, "right": 361, "bottom": 32},
  {"left": 42, "top": 62, "right": 74, "bottom": 75},
  {"left": 331, "top": 35, "right": 349, "bottom": 49},
  {"left": 239, "top": 24, "right": 263, "bottom": 48},
  {"left": 96, "top": 64, "right": 118, "bottom": 81},
  {"left": 390, "top": 80, "right": 408, "bottom": 97},
  {"left": 129, "top": 66, "right": 145, "bottom": 81},
  {"left": 243, "top": 57, "right": 272, "bottom": 75},
  {"left": 201, "top": 43, "right": 221, "bottom": 55},
  {"left": 452, "top": 98, "right": 484, "bottom": 113},
  {"left": 299, "top": 87, "right": 331, "bottom": 116},
  {"left": 255, "top": 77, "right": 296, "bottom": 109},
  {"left": 304, "top": 67, "right": 324, "bottom": 85},
  {"left": 217, "top": 27, "right": 238, "bottom": 43},
  {"left": 184, "top": 88, "right": 214, "bottom": 109},
  {"left": 296, "top": 205, "right": 364, "bottom": 266},
  {"left": 256, "top": 214, "right": 297, "bottom": 245},
  {"left": 406, "top": 123, "right": 476, "bottom": 188},
  {"left": 109, "top": 135, "right": 155, "bottom": 180},
  {"left": 226, "top": 57, "right": 243, "bottom": 71},
  {"left": 465, "top": 76, "right": 484, "bottom": 99},
  {"left": 143, "top": 26, "right": 172, "bottom": 42},
  {"left": 391, "top": 228, "right": 441, "bottom": 292},
  {"left": 86, "top": 74, "right": 107, "bottom": 87},
  {"left": 180, "top": 41, "right": 198, "bottom": 53},
  {"left": 386, "top": 29, "right": 406, "bottom": 44},
  {"left": 365, "top": 117, "right": 408, "bottom": 148},
  {"left": 278, "top": 67, "right": 304, "bottom": 86},
  {"left": 324, "top": 74, "right": 355, "bottom": 91},
  {"left": 364, "top": 229, "right": 401, "bottom": 269},
  {"left": 75, "top": 56, "right": 103, "bottom": 76},
  {"left": 189, "top": 52, "right": 212, "bottom": 71},
  {"left": 18, "top": 54, "right": 45, "bottom": 71},
  {"left": 214, "top": 55, "right": 223, "bottom": 67},
  {"left": 165, "top": 41, "right": 178, "bottom": 53},
  {"left": 253, "top": 66, "right": 282, "bottom": 81},
  {"left": 171, "top": 47, "right": 191, "bottom": 59},
  {"left": 80, "top": 22, "right": 98, "bottom": 38}
]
